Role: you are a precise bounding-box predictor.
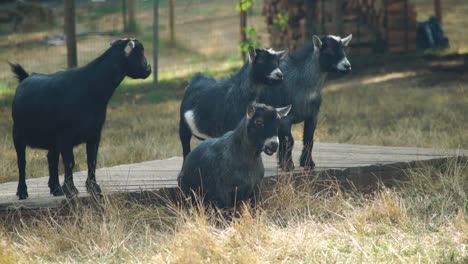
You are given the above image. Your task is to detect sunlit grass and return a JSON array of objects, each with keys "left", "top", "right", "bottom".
[{"left": 1, "top": 161, "right": 466, "bottom": 263}]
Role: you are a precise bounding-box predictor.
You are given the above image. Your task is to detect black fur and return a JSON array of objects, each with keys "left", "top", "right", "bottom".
[
  {"left": 258, "top": 35, "right": 352, "bottom": 171},
  {"left": 10, "top": 38, "right": 151, "bottom": 199},
  {"left": 179, "top": 47, "right": 285, "bottom": 159},
  {"left": 178, "top": 103, "right": 290, "bottom": 208}
]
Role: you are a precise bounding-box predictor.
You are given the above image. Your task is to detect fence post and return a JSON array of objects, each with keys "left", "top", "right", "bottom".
[
  {"left": 122, "top": 0, "right": 127, "bottom": 31},
  {"left": 127, "top": 0, "right": 137, "bottom": 33},
  {"left": 169, "top": 0, "right": 175, "bottom": 44},
  {"left": 153, "top": 0, "right": 159, "bottom": 84},
  {"left": 64, "top": 0, "right": 77, "bottom": 68}
]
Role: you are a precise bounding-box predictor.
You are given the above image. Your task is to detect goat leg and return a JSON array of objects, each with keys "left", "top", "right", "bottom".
[
  {"left": 278, "top": 123, "right": 295, "bottom": 172},
  {"left": 85, "top": 138, "right": 102, "bottom": 198},
  {"left": 14, "top": 133, "right": 28, "bottom": 200},
  {"left": 61, "top": 146, "right": 78, "bottom": 198},
  {"left": 47, "top": 150, "right": 63, "bottom": 196},
  {"left": 300, "top": 116, "right": 318, "bottom": 170}
]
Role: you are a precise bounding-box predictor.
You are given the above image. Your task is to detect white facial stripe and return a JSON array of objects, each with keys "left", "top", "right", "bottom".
[
  {"left": 268, "top": 68, "right": 283, "bottom": 80},
  {"left": 184, "top": 110, "right": 211, "bottom": 140},
  {"left": 124, "top": 40, "right": 135, "bottom": 57},
  {"left": 263, "top": 136, "right": 279, "bottom": 148},
  {"left": 336, "top": 57, "right": 351, "bottom": 71}
]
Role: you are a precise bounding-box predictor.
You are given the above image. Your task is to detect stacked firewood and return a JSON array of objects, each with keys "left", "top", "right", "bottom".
[
  {"left": 385, "top": 0, "right": 417, "bottom": 52},
  {"left": 262, "top": 0, "right": 307, "bottom": 51},
  {"left": 263, "top": 0, "right": 418, "bottom": 54},
  {"left": 320, "top": 0, "right": 417, "bottom": 54}
]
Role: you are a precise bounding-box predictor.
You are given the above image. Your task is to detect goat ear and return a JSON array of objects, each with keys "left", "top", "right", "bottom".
[
  {"left": 276, "top": 105, "right": 292, "bottom": 119},
  {"left": 312, "top": 35, "right": 322, "bottom": 49},
  {"left": 276, "top": 49, "right": 288, "bottom": 59},
  {"left": 124, "top": 40, "right": 135, "bottom": 57},
  {"left": 246, "top": 104, "right": 256, "bottom": 119},
  {"left": 341, "top": 34, "right": 352, "bottom": 47},
  {"left": 248, "top": 46, "right": 256, "bottom": 63}
]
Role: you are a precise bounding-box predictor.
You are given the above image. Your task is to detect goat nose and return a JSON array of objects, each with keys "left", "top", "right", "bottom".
[
  {"left": 276, "top": 71, "right": 283, "bottom": 79},
  {"left": 270, "top": 142, "right": 279, "bottom": 151},
  {"left": 344, "top": 63, "right": 351, "bottom": 70}
]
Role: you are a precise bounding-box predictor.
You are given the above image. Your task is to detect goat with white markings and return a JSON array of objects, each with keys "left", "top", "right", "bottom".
[
  {"left": 258, "top": 34, "right": 352, "bottom": 171},
  {"left": 10, "top": 38, "right": 151, "bottom": 199},
  {"left": 178, "top": 103, "right": 291, "bottom": 208},
  {"left": 179, "top": 46, "right": 286, "bottom": 159}
]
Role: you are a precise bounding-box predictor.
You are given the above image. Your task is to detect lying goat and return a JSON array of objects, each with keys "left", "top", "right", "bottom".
[
  {"left": 178, "top": 103, "right": 291, "bottom": 208},
  {"left": 258, "top": 34, "right": 352, "bottom": 171},
  {"left": 10, "top": 38, "right": 151, "bottom": 199},
  {"left": 179, "top": 47, "right": 286, "bottom": 159}
]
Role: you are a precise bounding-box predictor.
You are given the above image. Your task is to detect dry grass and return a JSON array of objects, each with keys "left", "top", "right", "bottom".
[
  {"left": 0, "top": 1, "right": 467, "bottom": 262},
  {"left": 413, "top": 0, "right": 468, "bottom": 53},
  {"left": 0, "top": 161, "right": 466, "bottom": 263},
  {"left": 1, "top": 68, "right": 467, "bottom": 184}
]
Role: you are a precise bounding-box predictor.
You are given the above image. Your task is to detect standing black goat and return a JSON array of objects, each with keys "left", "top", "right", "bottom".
[
  {"left": 179, "top": 47, "right": 286, "bottom": 159},
  {"left": 10, "top": 38, "right": 151, "bottom": 199},
  {"left": 258, "top": 34, "right": 352, "bottom": 171},
  {"left": 178, "top": 103, "right": 291, "bottom": 208}
]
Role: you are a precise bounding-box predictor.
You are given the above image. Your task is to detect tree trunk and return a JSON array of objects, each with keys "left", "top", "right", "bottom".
[
  {"left": 304, "top": 0, "right": 317, "bottom": 44},
  {"left": 263, "top": 0, "right": 308, "bottom": 51}
]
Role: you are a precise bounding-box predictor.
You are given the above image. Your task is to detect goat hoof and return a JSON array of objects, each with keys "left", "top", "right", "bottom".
[
  {"left": 300, "top": 159, "right": 316, "bottom": 170},
  {"left": 86, "top": 180, "right": 102, "bottom": 197},
  {"left": 16, "top": 190, "right": 29, "bottom": 200},
  {"left": 279, "top": 160, "right": 295, "bottom": 172},
  {"left": 62, "top": 183, "right": 79, "bottom": 198},
  {"left": 50, "top": 186, "right": 64, "bottom": 196}
]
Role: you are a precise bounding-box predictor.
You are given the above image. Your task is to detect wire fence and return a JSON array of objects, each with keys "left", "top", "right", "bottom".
[{"left": 0, "top": 0, "right": 268, "bottom": 82}]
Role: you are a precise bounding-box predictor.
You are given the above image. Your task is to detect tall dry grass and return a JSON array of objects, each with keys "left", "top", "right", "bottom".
[{"left": 1, "top": 160, "right": 466, "bottom": 263}]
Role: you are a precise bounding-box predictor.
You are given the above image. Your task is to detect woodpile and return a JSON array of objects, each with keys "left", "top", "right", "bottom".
[{"left": 263, "top": 0, "right": 418, "bottom": 54}]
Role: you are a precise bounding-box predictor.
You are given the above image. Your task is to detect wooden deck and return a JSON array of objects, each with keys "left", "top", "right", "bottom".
[{"left": 0, "top": 142, "right": 466, "bottom": 210}]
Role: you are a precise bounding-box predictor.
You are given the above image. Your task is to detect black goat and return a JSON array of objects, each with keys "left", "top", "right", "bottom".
[
  {"left": 10, "top": 38, "right": 151, "bottom": 199},
  {"left": 179, "top": 47, "right": 286, "bottom": 159},
  {"left": 258, "top": 35, "right": 352, "bottom": 171},
  {"left": 178, "top": 103, "right": 291, "bottom": 208}
]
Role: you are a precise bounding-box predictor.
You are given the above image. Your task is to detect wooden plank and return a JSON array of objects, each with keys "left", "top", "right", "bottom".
[{"left": 0, "top": 142, "right": 466, "bottom": 211}]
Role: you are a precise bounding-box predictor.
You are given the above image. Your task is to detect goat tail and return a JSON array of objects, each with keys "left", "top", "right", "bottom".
[{"left": 8, "top": 62, "right": 29, "bottom": 83}]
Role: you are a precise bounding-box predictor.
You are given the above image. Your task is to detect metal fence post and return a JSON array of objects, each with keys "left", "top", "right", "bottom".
[
  {"left": 153, "top": 0, "right": 159, "bottom": 84},
  {"left": 64, "top": 0, "right": 77, "bottom": 68}
]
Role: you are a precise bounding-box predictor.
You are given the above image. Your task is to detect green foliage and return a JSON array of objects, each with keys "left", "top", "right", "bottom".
[
  {"left": 236, "top": 0, "right": 261, "bottom": 55},
  {"left": 240, "top": 26, "right": 262, "bottom": 54},
  {"left": 273, "top": 12, "right": 289, "bottom": 30},
  {"left": 236, "top": 0, "right": 257, "bottom": 12}
]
